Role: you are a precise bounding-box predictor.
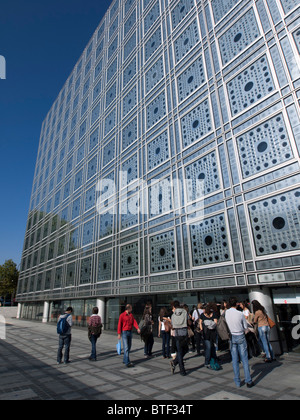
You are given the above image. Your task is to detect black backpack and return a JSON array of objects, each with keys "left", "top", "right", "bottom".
[{"left": 88, "top": 323, "right": 103, "bottom": 339}]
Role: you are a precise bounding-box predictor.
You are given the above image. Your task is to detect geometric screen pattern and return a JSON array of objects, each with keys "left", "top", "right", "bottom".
[
  {"left": 236, "top": 113, "right": 293, "bottom": 178},
  {"left": 218, "top": 8, "right": 260, "bottom": 65},
  {"left": 17, "top": 0, "right": 300, "bottom": 304},
  {"left": 249, "top": 189, "right": 300, "bottom": 256},
  {"left": 190, "top": 214, "right": 231, "bottom": 266},
  {"left": 227, "top": 55, "right": 275, "bottom": 116}
]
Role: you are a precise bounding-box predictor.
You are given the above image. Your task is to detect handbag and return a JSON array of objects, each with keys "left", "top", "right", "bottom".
[
  {"left": 188, "top": 327, "right": 194, "bottom": 338},
  {"left": 217, "top": 314, "right": 231, "bottom": 341},
  {"left": 164, "top": 319, "right": 172, "bottom": 333},
  {"left": 116, "top": 339, "right": 122, "bottom": 355},
  {"left": 267, "top": 316, "right": 276, "bottom": 329}
]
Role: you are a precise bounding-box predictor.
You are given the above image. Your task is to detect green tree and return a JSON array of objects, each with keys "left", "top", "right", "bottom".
[{"left": 0, "top": 260, "right": 19, "bottom": 305}]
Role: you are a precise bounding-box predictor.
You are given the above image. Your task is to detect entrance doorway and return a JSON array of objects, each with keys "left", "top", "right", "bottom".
[
  {"left": 272, "top": 287, "right": 300, "bottom": 353},
  {"left": 274, "top": 304, "right": 300, "bottom": 353}
]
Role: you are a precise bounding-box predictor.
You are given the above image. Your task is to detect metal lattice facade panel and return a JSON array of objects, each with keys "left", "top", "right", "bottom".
[{"left": 17, "top": 0, "right": 300, "bottom": 302}]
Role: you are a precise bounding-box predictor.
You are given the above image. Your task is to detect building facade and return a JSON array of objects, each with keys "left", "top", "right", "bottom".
[{"left": 17, "top": 0, "right": 300, "bottom": 353}]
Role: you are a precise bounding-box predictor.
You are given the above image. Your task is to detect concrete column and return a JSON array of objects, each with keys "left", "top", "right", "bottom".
[
  {"left": 16, "top": 303, "right": 22, "bottom": 319},
  {"left": 96, "top": 298, "right": 105, "bottom": 330},
  {"left": 42, "top": 301, "right": 50, "bottom": 323},
  {"left": 248, "top": 287, "right": 281, "bottom": 355}
]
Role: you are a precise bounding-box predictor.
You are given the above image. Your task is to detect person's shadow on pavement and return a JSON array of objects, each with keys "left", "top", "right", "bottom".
[{"left": 250, "top": 359, "right": 282, "bottom": 386}]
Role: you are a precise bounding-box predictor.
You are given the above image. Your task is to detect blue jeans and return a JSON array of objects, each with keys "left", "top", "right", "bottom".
[
  {"left": 230, "top": 334, "right": 252, "bottom": 387},
  {"left": 57, "top": 334, "right": 71, "bottom": 363},
  {"left": 90, "top": 335, "right": 98, "bottom": 360},
  {"left": 161, "top": 331, "right": 171, "bottom": 358},
  {"left": 258, "top": 326, "right": 274, "bottom": 360},
  {"left": 122, "top": 331, "right": 132, "bottom": 366}
]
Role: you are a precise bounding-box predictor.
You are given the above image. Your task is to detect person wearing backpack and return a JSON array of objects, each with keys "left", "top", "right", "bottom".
[
  {"left": 200, "top": 303, "right": 220, "bottom": 370},
  {"left": 225, "top": 298, "right": 254, "bottom": 388},
  {"left": 170, "top": 301, "right": 189, "bottom": 376},
  {"left": 57, "top": 307, "right": 73, "bottom": 365},
  {"left": 88, "top": 307, "right": 103, "bottom": 361}
]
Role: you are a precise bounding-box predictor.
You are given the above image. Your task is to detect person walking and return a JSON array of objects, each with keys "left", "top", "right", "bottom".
[
  {"left": 57, "top": 307, "right": 73, "bottom": 365},
  {"left": 142, "top": 304, "right": 154, "bottom": 358},
  {"left": 252, "top": 300, "right": 275, "bottom": 363},
  {"left": 225, "top": 297, "right": 254, "bottom": 388},
  {"left": 158, "top": 307, "right": 171, "bottom": 359},
  {"left": 88, "top": 307, "right": 102, "bottom": 361},
  {"left": 170, "top": 301, "right": 189, "bottom": 376},
  {"left": 200, "top": 303, "right": 219, "bottom": 370},
  {"left": 117, "top": 304, "right": 141, "bottom": 368}
]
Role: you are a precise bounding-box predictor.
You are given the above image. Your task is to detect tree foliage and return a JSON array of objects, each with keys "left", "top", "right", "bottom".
[{"left": 0, "top": 260, "right": 19, "bottom": 297}]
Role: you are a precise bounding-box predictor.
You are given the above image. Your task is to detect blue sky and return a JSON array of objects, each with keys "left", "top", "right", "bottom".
[{"left": 0, "top": 0, "right": 112, "bottom": 266}]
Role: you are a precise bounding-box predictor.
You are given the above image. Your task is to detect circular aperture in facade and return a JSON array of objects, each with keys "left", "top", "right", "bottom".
[
  {"left": 204, "top": 235, "right": 213, "bottom": 246},
  {"left": 257, "top": 141, "right": 268, "bottom": 153},
  {"left": 272, "top": 217, "right": 286, "bottom": 230},
  {"left": 159, "top": 248, "right": 166, "bottom": 257},
  {"left": 245, "top": 81, "right": 254, "bottom": 92},
  {"left": 234, "top": 33, "right": 242, "bottom": 43}
]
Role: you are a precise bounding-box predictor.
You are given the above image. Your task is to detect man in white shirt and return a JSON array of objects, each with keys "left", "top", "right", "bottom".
[{"left": 225, "top": 298, "right": 254, "bottom": 388}]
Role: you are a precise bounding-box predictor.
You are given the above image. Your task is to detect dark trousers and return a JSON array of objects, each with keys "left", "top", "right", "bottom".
[
  {"left": 246, "top": 331, "right": 261, "bottom": 358},
  {"left": 189, "top": 325, "right": 196, "bottom": 350},
  {"left": 174, "top": 336, "right": 189, "bottom": 373},
  {"left": 144, "top": 333, "right": 154, "bottom": 356},
  {"left": 171, "top": 335, "right": 177, "bottom": 355},
  {"left": 57, "top": 334, "right": 71, "bottom": 363},
  {"left": 161, "top": 331, "right": 171, "bottom": 358},
  {"left": 194, "top": 331, "right": 203, "bottom": 354}
]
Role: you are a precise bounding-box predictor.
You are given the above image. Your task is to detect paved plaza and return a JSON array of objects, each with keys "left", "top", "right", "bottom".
[{"left": 0, "top": 308, "right": 299, "bottom": 401}]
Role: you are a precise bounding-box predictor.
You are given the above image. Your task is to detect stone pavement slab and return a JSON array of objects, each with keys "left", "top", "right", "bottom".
[{"left": 0, "top": 310, "right": 299, "bottom": 400}]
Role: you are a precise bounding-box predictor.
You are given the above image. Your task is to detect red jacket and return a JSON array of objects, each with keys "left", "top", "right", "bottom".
[{"left": 118, "top": 311, "right": 139, "bottom": 335}]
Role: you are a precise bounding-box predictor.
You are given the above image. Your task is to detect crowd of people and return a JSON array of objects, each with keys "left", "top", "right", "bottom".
[{"left": 56, "top": 297, "right": 276, "bottom": 389}]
